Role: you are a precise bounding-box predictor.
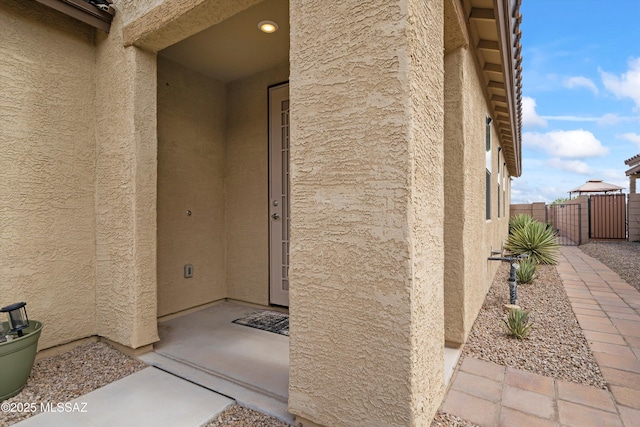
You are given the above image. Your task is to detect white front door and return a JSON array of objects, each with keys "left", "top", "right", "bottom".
[{"left": 269, "top": 83, "right": 290, "bottom": 307}]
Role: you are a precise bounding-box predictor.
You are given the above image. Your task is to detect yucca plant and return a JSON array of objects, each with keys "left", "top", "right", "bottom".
[
  {"left": 503, "top": 308, "right": 533, "bottom": 339},
  {"left": 505, "top": 220, "right": 559, "bottom": 265},
  {"left": 516, "top": 258, "right": 536, "bottom": 284},
  {"left": 509, "top": 214, "right": 535, "bottom": 234}
]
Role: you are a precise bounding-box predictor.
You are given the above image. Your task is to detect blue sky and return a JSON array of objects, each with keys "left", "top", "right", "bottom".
[{"left": 512, "top": 0, "right": 640, "bottom": 203}]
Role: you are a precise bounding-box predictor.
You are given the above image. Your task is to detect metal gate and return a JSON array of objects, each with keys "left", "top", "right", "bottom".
[
  {"left": 589, "top": 194, "right": 627, "bottom": 239},
  {"left": 547, "top": 203, "right": 581, "bottom": 245}
]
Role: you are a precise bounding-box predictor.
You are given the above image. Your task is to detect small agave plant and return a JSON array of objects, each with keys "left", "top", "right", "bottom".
[
  {"left": 516, "top": 258, "right": 536, "bottom": 284},
  {"left": 503, "top": 308, "right": 533, "bottom": 339}
]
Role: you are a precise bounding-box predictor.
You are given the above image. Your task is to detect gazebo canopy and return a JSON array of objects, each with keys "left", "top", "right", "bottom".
[{"left": 569, "top": 179, "right": 624, "bottom": 196}]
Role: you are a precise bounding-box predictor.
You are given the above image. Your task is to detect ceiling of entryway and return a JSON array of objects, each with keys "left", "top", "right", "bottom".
[{"left": 159, "top": 0, "right": 289, "bottom": 82}]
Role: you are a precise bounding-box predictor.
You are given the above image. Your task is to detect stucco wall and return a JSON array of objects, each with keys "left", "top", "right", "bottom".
[
  {"left": 443, "top": 46, "right": 510, "bottom": 346},
  {"left": 113, "top": 0, "right": 164, "bottom": 25},
  {"left": 0, "top": 1, "right": 97, "bottom": 350},
  {"left": 629, "top": 193, "right": 640, "bottom": 241},
  {"left": 121, "top": 0, "right": 263, "bottom": 51},
  {"left": 464, "top": 48, "right": 509, "bottom": 345},
  {"left": 94, "top": 13, "right": 159, "bottom": 349},
  {"left": 225, "top": 62, "right": 289, "bottom": 306},
  {"left": 1, "top": 0, "right": 287, "bottom": 351},
  {"left": 406, "top": 0, "right": 446, "bottom": 422},
  {"left": 157, "top": 57, "right": 227, "bottom": 317},
  {"left": 443, "top": 49, "right": 466, "bottom": 345},
  {"left": 288, "top": 0, "right": 444, "bottom": 425}
]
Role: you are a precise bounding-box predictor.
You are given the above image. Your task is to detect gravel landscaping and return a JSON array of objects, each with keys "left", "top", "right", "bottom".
[
  {"left": 206, "top": 405, "right": 289, "bottom": 427},
  {"left": 0, "top": 342, "right": 147, "bottom": 427},
  {"left": 462, "top": 261, "right": 606, "bottom": 389},
  {"left": 5, "top": 242, "right": 637, "bottom": 427}
]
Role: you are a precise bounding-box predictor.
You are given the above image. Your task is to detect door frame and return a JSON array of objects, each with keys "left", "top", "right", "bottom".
[{"left": 268, "top": 82, "right": 290, "bottom": 307}]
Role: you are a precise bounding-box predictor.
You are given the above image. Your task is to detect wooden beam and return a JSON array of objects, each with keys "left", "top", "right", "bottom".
[
  {"left": 488, "top": 81, "right": 505, "bottom": 90},
  {"left": 484, "top": 62, "right": 502, "bottom": 73},
  {"left": 495, "top": 106, "right": 508, "bottom": 114},
  {"left": 478, "top": 40, "right": 500, "bottom": 51},
  {"left": 469, "top": 8, "right": 495, "bottom": 21},
  {"left": 491, "top": 95, "right": 507, "bottom": 103}
]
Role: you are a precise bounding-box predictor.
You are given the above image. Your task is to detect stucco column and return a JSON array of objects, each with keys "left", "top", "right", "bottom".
[
  {"left": 94, "top": 14, "right": 159, "bottom": 349},
  {"left": 443, "top": 48, "right": 466, "bottom": 346},
  {"left": 288, "top": 1, "right": 444, "bottom": 425},
  {"left": 629, "top": 193, "right": 640, "bottom": 241}
]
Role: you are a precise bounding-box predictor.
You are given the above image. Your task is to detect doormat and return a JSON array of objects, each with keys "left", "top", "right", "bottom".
[{"left": 232, "top": 311, "right": 289, "bottom": 336}]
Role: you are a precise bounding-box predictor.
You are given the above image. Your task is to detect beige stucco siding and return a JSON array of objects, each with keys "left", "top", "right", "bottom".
[
  {"left": 114, "top": 0, "right": 165, "bottom": 25},
  {"left": 225, "top": 62, "right": 289, "bottom": 306},
  {"left": 629, "top": 193, "right": 640, "bottom": 241},
  {"left": 157, "top": 57, "right": 227, "bottom": 317},
  {"left": 461, "top": 45, "right": 501, "bottom": 341},
  {"left": 94, "top": 14, "right": 159, "bottom": 348},
  {"left": 289, "top": 0, "right": 444, "bottom": 425},
  {"left": 407, "top": 0, "right": 446, "bottom": 422},
  {"left": 0, "top": 1, "right": 97, "bottom": 350},
  {"left": 121, "top": 0, "right": 263, "bottom": 52},
  {"left": 443, "top": 46, "right": 509, "bottom": 346},
  {"left": 443, "top": 48, "right": 466, "bottom": 345}
]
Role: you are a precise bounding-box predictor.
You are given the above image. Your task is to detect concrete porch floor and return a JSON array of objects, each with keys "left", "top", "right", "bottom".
[
  {"left": 16, "top": 302, "right": 463, "bottom": 427},
  {"left": 139, "top": 301, "right": 293, "bottom": 424},
  {"left": 140, "top": 301, "right": 462, "bottom": 425}
]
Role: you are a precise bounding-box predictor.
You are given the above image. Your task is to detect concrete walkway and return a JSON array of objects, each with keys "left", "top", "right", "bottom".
[
  {"left": 441, "top": 246, "right": 640, "bottom": 427},
  {"left": 15, "top": 367, "right": 234, "bottom": 427}
]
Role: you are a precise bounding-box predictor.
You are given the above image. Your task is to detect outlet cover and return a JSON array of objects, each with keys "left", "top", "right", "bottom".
[{"left": 184, "top": 264, "right": 193, "bottom": 278}]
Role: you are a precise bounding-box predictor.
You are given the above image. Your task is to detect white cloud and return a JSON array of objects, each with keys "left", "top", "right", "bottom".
[
  {"left": 522, "top": 96, "right": 547, "bottom": 128},
  {"left": 547, "top": 158, "right": 592, "bottom": 174},
  {"left": 540, "top": 113, "right": 640, "bottom": 126},
  {"left": 510, "top": 178, "right": 568, "bottom": 204},
  {"left": 601, "top": 57, "right": 640, "bottom": 109},
  {"left": 619, "top": 132, "right": 640, "bottom": 148},
  {"left": 597, "top": 113, "right": 624, "bottom": 126},
  {"left": 523, "top": 129, "right": 609, "bottom": 158},
  {"left": 540, "top": 115, "right": 595, "bottom": 122},
  {"left": 563, "top": 76, "right": 599, "bottom": 95},
  {"left": 537, "top": 113, "right": 633, "bottom": 125}
]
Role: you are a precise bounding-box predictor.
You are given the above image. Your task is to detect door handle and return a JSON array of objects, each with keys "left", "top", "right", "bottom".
[{"left": 271, "top": 213, "right": 280, "bottom": 220}]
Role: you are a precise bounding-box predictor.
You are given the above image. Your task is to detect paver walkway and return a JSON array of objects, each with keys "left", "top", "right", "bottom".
[{"left": 440, "top": 246, "right": 640, "bottom": 427}]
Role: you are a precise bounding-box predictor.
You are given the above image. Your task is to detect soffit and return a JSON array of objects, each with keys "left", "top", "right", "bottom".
[
  {"left": 464, "top": 0, "right": 522, "bottom": 177},
  {"left": 158, "top": 0, "right": 289, "bottom": 82}
]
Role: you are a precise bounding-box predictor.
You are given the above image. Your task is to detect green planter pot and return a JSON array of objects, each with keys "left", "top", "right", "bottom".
[{"left": 0, "top": 320, "right": 43, "bottom": 402}]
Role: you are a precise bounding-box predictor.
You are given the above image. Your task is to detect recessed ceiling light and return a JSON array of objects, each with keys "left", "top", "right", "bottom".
[{"left": 258, "top": 20, "right": 278, "bottom": 33}]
